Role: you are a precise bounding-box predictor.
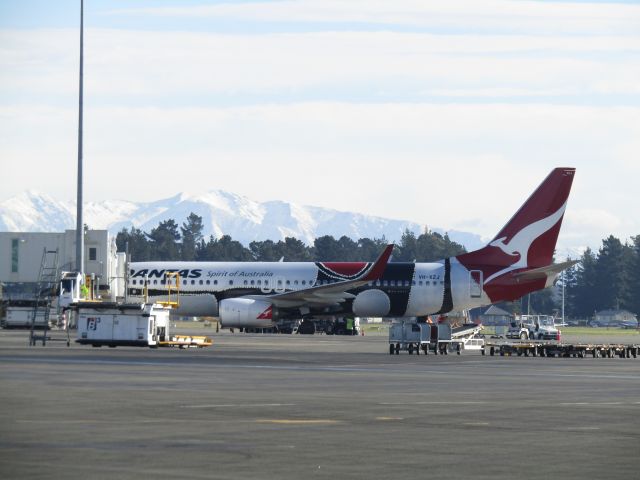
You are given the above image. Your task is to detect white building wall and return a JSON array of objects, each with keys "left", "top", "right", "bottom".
[{"left": 0, "top": 230, "right": 119, "bottom": 296}]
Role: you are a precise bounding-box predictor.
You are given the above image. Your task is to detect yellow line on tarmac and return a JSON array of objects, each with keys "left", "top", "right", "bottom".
[
  {"left": 255, "top": 419, "right": 340, "bottom": 425},
  {"left": 375, "top": 417, "right": 404, "bottom": 421}
]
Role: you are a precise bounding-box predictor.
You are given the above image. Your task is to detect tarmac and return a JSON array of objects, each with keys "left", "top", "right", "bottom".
[{"left": 1, "top": 328, "right": 640, "bottom": 479}]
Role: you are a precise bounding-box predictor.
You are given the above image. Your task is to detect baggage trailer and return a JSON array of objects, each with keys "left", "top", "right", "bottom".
[
  {"left": 482, "top": 341, "right": 640, "bottom": 359},
  {"left": 389, "top": 322, "right": 452, "bottom": 355},
  {"left": 2, "top": 301, "right": 49, "bottom": 329},
  {"left": 158, "top": 335, "right": 213, "bottom": 349}
]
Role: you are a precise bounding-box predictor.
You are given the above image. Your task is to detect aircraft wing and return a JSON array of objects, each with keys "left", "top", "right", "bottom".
[
  {"left": 242, "top": 244, "right": 394, "bottom": 308},
  {"left": 512, "top": 260, "right": 578, "bottom": 282}
]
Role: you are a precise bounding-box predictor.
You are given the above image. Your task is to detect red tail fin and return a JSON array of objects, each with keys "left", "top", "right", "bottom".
[{"left": 457, "top": 168, "right": 575, "bottom": 300}]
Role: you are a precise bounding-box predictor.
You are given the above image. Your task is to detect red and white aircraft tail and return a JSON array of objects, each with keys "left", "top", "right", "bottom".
[{"left": 457, "top": 167, "right": 576, "bottom": 303}]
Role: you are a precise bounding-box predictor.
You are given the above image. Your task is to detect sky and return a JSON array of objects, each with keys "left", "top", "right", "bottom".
[{"left": 1, "top": 0, "right": 639, "bottom": 256}]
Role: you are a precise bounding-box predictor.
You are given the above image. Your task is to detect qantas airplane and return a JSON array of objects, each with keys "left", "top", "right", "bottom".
[{"left": 128, "top": 167, "right": 576, "bottom": 331}]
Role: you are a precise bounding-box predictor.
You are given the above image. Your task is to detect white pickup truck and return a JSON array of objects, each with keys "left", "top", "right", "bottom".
[{"left": 506, "top": 315, "right": 560, "bottom": 341}]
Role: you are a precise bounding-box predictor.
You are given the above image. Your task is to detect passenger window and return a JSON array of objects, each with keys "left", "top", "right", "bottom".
[
  {"left": 294, "top": 280, "right": 298, "bottom": 285},
  {"left": 244, "top": 280, "right": 248, "bottom": 285},
  {"left": 257, "top": 280, "right": 261, "bottom": 285},
  {"left": 214, "top": 280, "right": 218, "bottom": 285},
  {"left": 383, "top": 280, "right": 388, "bottom": 287},
  {"left": 229, "top": 280, "right": 233, "bottom": 286},
  {"left": 199, "top": 280, "right": 203, "bottom": 285},
  {"left": 191, "top": 280, "right": 195, "bottom": 285},
  {"left": 206, "top": 280, "right": 210, "bottom": 285},
  {"left": 302, "top": 280, "right": 306, "bottom": 285},
  {"left": 250, "top": 280, "right": 255, "bottom": 285},
  {"left": 286, "top": 280, "right": 290, "bottom": 285},
  {"left": 419, "top": 281, "right": 423, "bottom": 286}
]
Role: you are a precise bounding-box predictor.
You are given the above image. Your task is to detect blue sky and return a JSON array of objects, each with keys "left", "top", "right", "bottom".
[{"left": 1, "top": 0, "right": 639, "bottom": 254}]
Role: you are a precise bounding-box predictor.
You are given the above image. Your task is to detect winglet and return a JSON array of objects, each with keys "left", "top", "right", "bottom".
[{"left": 362, "top": 244, "right": 394, "bottom": 281}]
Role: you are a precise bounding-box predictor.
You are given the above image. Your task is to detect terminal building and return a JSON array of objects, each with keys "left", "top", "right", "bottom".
[{"left": 0, "top": 229, "right": 124, "bottom": 301}]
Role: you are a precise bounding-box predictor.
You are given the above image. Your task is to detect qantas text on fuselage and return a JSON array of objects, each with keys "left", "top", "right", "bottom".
[{"left": 128, "top": 168, "right": 576, "bottom": 329}]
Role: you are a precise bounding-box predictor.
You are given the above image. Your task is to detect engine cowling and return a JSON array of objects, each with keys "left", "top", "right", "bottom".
[
  {"left": 219, "top": 298, "right": 277, "bottom": 329},
  {"left": 352, "top": 289, "right": 391, "bottom": 317}
]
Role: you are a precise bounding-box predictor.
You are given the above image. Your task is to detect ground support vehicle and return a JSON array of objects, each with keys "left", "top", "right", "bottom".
[
  {"left": 158, "top": 334, "right": 212, "bottom": 348},
  {"left": 389, "top": 322, "right": 452, "bottom": 355},
  {"left": 450, "top": 323, "right": 485, "bottom": 354},
  {"left": 76, "top": 302, "right": 211, "bottom": 349},
  {"left": 507, "top": 315, "right": 560, "bottom": 341},
  {"left": 482, "top": 341, "right": 640, "bottom": 358},
  {"left": 1, "top": 300, "right": 50, "bottom": 329}
]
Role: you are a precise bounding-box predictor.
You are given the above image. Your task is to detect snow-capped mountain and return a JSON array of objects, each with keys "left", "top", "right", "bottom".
[{"left": 0, "top": 190, "right": 484, "bottom": 250}]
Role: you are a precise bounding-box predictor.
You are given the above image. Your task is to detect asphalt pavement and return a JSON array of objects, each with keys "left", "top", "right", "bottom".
[{"left": 1, "top": 328, "right": 639, "bottom": 479}]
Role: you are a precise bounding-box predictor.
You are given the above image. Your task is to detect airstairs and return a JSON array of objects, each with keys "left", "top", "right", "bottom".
[{"left": 29, "top": 248, "right": 61, "bottom": 346}]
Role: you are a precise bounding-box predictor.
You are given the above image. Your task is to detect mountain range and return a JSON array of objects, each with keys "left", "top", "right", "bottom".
[{"left": 0, "top": 190, "right": 484, "bottom": 250}]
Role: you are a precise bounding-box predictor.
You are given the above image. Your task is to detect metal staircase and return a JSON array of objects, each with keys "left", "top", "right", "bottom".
[{"left": 29, "top": 248, "right": 60, "bottom": 346}]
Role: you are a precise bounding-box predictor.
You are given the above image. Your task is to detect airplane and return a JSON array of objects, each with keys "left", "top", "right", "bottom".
[{"left": 127, "top": 167, "right": 576, "bottom": 332}]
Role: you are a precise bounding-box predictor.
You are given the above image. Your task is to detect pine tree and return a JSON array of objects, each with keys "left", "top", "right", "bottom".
[
  {"left": 147, "top": 219, "right": 181, "bottom": 260},
  {"left": 626, "top": 235, "right": 640, "bottom": 316},
  {"left": 313, "top": 235, "right": 341, "bottom": 261},
  {"left": 568, "top": 248, "right": 598, "bottom": 319},
  {"left": 180, "top": 212, "right": 204, "bottom": 261},
  {"left": 116, "top": 227, "right": 152, "bottom": 261},
  {"left": 595, "top": 236, "right": 630, "bottom": 311}
]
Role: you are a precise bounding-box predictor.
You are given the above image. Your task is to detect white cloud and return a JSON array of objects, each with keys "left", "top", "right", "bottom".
[
  {"left": 2, "top": 101, "right": 639, "bottom": 251},
  {"left": 106, "top": 0, "right": 640, "bottom": 35},
  {"left": 1, "top": 29, "right": 639, "bottom": 102},
  {"left": 2, "top": 2, "right": 639, "bottom": 252}
]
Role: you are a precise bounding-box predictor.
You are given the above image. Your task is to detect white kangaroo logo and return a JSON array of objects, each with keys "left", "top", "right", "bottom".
[{"left": 484, "top": 201, "right": 567, "bottom": 284}]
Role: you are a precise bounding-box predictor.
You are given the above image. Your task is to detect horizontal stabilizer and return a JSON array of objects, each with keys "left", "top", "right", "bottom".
[{"left": 512, "top": 260, "right": 578, "bottom": 282}]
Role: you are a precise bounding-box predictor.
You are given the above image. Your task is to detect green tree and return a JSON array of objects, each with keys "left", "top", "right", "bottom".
[
  {"left": 313, "top": 235, "right": 341, "bottom": 260},
  {"left": 595, "top": 236, "right": 631, "bottom": 311},
  {"left": 395, "top": 230, "right": 418, "bottom": 262},
  {"left": 147, "top": 219, "right": 181, "bottom": 260},
  {"left": 116, "top": 227, "right": 152, "bottom": 261},
  {"left": 355, "top": 237, "right": 389, "bottom": 261},
  {"left": 627, "top": 235, "right": 640, "bottom": 316},
  {"left": 181, "top": 212, "right": 204, "bottom": 261},
  {"left": 198, "top": 235, "right": 252, "bottom": 261},
  {"left": 568, "top": 248, "right": 598, "bottom": 318},
  {"left": 249, "top": 240, "right": 280, "bottom": 261},
  {"left": 277, "top": 237, "right": 312, "bottom": 261}
]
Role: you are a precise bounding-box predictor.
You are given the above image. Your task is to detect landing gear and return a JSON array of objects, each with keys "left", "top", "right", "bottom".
[{"left": 297, "top": 320, "right": 316, "bottom": 335}]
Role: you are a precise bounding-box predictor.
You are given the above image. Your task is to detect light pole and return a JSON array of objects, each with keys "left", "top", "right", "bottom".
[
  {"left": 75, "top": 0, "right": 84, "bottom": 280},
  {"left": 561, "top": 266, "right": 565, "bottom": 325}
]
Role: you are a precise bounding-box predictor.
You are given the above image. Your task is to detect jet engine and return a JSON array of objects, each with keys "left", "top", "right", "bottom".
[
  {"left": 219, "top": 298, "right": 278, "bottom": 329},
  {"left": 352, "top": 289, "right": 391, "bottom": 317}
]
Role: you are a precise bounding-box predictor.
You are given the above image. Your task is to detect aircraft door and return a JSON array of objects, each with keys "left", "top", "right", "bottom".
[{"left": 469, "top": 270, "right": 483, "bottom": 298}]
